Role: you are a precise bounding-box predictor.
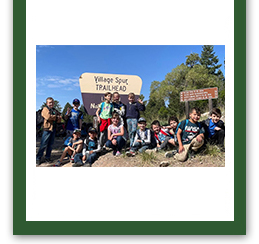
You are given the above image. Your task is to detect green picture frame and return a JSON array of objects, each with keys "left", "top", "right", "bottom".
[{"left": 13, "top": 0, "right": 245, "bottom": 235}]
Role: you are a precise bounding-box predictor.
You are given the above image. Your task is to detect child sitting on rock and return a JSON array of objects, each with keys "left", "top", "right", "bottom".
[
  {"left": 126, "top": 117, "right": 153, "bottom": 157},
  {"left": 105, "top": 112, "right": 126, "bottom": 156},
  {"left": 55, "top": 129, "right": 83, "bottom": 166},
  {"left": 165, "top": 107, "right": 205, "bottom": 162},
  {"left": 73, "top": 127, "right": 101, "bottom": 167},
  {"left": 201, "top": 107, "right": 225, "bottom": 151},
  {"left": 162, "top": 116, "right": 179, "bottom": 142},
  {"left": 151, "top": 119, "right": 176, "bottom": 151}
]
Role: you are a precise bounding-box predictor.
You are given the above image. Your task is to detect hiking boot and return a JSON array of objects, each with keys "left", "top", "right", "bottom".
[
  {"left": 115, "top": 151, "right": 121, "bottom": 156},
  {"left": 83, "top": 162, "right": 91, "bottom": 167},
  {"left": 160, "top": 161, "right": 170, "bottom": 167},
  {"left": 45, "top": 158, "right": 52, "bottom": 163}
]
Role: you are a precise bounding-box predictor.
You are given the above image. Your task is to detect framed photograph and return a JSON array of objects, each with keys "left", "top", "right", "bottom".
[{"left": 14, "top": 0, "right": 245, "bottom": 235}]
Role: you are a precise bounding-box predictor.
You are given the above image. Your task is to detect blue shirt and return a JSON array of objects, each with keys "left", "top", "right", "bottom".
[
  {"left": 66, "top": 108, "right": 83, "bottom": 131},
  {"left": 208, "top": 119, "right": 218, "bottom": 138}
]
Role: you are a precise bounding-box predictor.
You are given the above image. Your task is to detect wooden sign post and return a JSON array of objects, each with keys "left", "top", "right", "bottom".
[{"left": 180, "top": 87, "right": 218, "bottom": 118}]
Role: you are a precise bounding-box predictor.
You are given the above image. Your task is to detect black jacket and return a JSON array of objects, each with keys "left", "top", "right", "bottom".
[{"left": 200, "top": 118, "right": 225, "bottom": 139}]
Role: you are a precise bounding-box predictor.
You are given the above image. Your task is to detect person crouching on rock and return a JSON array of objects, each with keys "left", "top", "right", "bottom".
[
  {"left": 73, "top": 127, "right": 101, "bottom": 167},
  {"left": 105, "top": 112, "right": 126, "bottom": 157},
  {"left": 126, "top": 117, "right": 152, "bottom": 157}
]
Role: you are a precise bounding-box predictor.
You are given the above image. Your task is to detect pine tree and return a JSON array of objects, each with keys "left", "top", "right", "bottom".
[
  {"left": 200, "top": 45, "right": 222, "bottom": 75},
  {"left": 61, "top": 102, "right": 73, "bottom": 118},
  {"left": 41, "top": 100, "right": 62, "bottom": 113},
  {"left": 185, "top": 53, "right": 200, "bottom": 68}
]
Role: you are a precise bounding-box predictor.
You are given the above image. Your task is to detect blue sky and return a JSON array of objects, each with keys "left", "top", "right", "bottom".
[{"left": 36, "top": 45, "right": 225, "bottom": 110}]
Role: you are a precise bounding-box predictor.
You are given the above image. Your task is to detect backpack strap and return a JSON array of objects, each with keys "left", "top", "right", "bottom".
[
  {"left": 136, "top": 129, "right": 148, "bottom": 139},
  {"left": 160, "top": 129, "right": 170, "bottom": 136},
  {"left": 99, "top": 102, "right": 104, "bottom": 115}
]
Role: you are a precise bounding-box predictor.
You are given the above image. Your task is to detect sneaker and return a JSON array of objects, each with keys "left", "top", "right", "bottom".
[
  {"left": 113, "top": 150, "right": 116, "bottom": 156},
  {"left": 188, "top": 150, "right": 196, "bottom": 159},
  {"left": 72, "top": 162, "right": 83, "bottom": 167},
  {"left": 54, "top": 160, "right": 62, "bottom": 167},
  {"left": 83, "top": 162, "right": 91, "bottom": 167},
  {"left": 70, "top": 157, "right": 74, "bottom": 163},
  {"left": 126, "top": 151, "right": 135, "bottom": 157},
  {"left": 115, "top": 151, "right": 121, "bottom": 156},
  {"left": 36, "top": 159, "right": 41, "bottom": 165},
  {"left": 165, "top": 152, "right": 173, "bottom": 158}
]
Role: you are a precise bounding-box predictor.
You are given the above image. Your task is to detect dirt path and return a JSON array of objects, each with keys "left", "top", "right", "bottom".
[{"left": 36, "top": 137, "right": 225, "bottom": 167}]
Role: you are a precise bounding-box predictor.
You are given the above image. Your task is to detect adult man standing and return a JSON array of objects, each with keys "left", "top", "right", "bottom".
[{"left": 36, "top": 97, "right": 61, "bottom": 165}]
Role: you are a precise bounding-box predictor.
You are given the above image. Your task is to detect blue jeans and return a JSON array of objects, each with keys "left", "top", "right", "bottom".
[
  {"left": 105, "top": 136, "right": 126, "bottom": 151},
  {"left": 36, "top": 129, "right": 56, "bottom": 160},
  {"left": 86, "top": 152, "right": 98, "bottom": 165},
  {"left": 131, "top": 142, "right": 150, "bottom": 153},
  {"left": 126, "top": 118, "right": 138, "bottom": 147},
  {"left": 74, "top": 152, "right": 99, "bottom": 165},
  {"left": 74, "top": 153, "right": 83, "bottom": 164}
]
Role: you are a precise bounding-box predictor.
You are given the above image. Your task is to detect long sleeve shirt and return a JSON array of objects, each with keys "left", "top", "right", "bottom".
[
  {"left": 82, "top": 137, "right": 101, "bottom": 155},
  {"left": 125, "top": 102, "right": 145, "bottom": 120}
]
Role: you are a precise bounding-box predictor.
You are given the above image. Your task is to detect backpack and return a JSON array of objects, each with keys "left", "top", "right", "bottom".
[
  {"left": 36, "top": 109, "right": 44, "bottom": 127},
  {"left": 64, "top": 136, "right": 72, "bottom": 147},
  {"left": 175, "top": 119, "right": 201, "bottom": 142},
  {"left": 153, "top": 128, "right": 170, "bottom": 143},
  {"left": 84, "top": 136, "right": 98, "bottom": 151},
  {"left": 136, "top": 129, "right": 157, "bottom": 149}
]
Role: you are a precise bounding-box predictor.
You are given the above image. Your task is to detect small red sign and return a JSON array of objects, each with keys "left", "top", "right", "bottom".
[{"left": 180, "top": 87, "right": 218, "bottom": 102}]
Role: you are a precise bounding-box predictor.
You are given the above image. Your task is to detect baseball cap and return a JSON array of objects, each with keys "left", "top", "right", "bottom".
[
  {"left": 73, "top": 129, "right": 81, "bottom": 134},
  {"left": 73, "top": 98, "right": 80, "bottom": 104},
  {"left": 138, "top": 117, "right": 146, "bottom": 123},
  {"left": 88, "top": 127, "right": 97, "bottom": 133}
]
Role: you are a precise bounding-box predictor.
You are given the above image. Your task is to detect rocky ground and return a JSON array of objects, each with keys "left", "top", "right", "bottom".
[{"left": 36, "top": 137, "right": 225, "bottom": 167}]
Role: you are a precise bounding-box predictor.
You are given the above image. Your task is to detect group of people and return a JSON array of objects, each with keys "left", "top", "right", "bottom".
[{"left": 36, "top": 92, "right": 225, "bottom": 167}]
